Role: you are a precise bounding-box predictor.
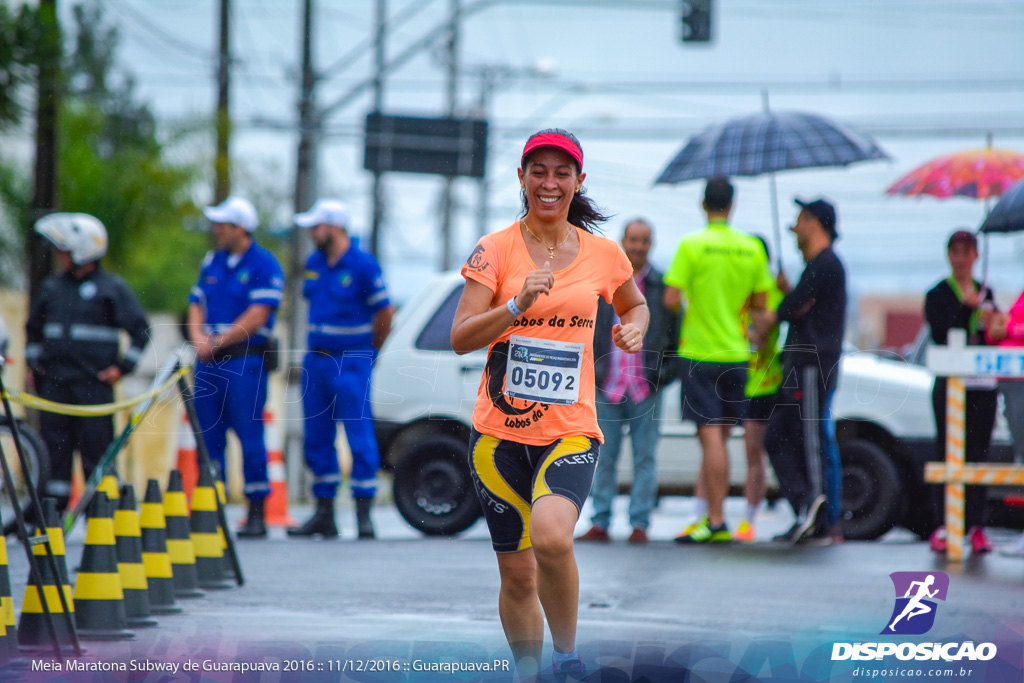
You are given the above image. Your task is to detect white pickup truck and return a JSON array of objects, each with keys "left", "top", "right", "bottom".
[{"left": 372, "top": 273, "right": 1022, "bottom": 540}]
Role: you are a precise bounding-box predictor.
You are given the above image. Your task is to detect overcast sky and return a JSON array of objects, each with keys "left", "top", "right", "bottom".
[{"left": 53, "top": 0, "right": 1024, "bottom": 305}]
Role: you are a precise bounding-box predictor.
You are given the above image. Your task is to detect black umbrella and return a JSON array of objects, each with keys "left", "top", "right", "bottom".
[
  {"left": 655, "top": 103, "right": 888, "bottom": 268},
  {"left": 980, "top": 177, "right": 1024, "bottom": 234}
]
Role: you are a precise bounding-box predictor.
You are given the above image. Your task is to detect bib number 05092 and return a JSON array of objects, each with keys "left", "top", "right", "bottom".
[
  {"left": 505, "top": 335, "right": 584, "bottom": 405},
  {"left": 509, "top": 366, "right": 575, "bottom": 393}
]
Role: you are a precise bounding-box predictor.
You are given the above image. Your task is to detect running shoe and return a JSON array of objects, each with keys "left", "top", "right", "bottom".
[
  {"left": 929, "top": 526, "right": 947, "bottom": 554},
  {"left": 552, "top": 657, "right": 587, "bottom": 682},
  {"left": 627, "top": 527, "right": 649, "bottom": 544},
  {"left": 773, "top": 522, "right": 801, "bottom": 543},
  {"left": 790, "top": 495, "right": 826, "bottom": 545},
  {"left": 969, "top": 526, "right": 993, "bottom": 555},
  {"left": 734, "top": 519, "right": 755, "bottom": 543},
  {"left": 678, "top": 516, "right": 707, "bottom": 539},
  {"left": 798, "top": 517, "right": 834, "bottom": 546},
  {"left": 674, "top": 518, "right": 731, "bottom": 544},
  {"left": 576, "top": 526, "right": 611, "bottom": 542}
]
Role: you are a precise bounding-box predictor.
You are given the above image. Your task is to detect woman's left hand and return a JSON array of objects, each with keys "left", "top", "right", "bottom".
[{"left": 613, "top": 323, "right": 644, "bottom": 354}]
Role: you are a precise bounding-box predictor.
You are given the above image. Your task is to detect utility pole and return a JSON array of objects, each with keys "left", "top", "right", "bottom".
[
  {"left": 214, "top": 0, "right": 231, "bottom": 203},
  {"left": 474, "top": 68, "right": 501, "bottom": 240},
  {"left": 369, "top": 0, "right": 386, "bottom": 256},
  {"left": 289, "top": 0, "right": 317, "bottom": 364},
  {"left": 439, "top": 0, "right": 460, "bottom": 270},
  {"left": 29, "top": 0, "right": 61, "bottom": 300},
  {"left": 284, "top": 0, "right": 318, "bottom": 497}
]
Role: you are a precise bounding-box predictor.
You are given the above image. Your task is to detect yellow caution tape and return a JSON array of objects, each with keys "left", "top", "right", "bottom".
[{"left": 2, "top": 366, "right": 190, "bottom": 417}]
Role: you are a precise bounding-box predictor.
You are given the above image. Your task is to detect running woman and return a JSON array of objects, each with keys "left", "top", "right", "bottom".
[{"left": 451, "top": 128, "right": 649, "bottom": 681}]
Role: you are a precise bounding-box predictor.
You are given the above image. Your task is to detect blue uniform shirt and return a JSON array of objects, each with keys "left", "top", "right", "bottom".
[
  {"left": 189, "top": 242, "right": 285, "bottom": 345},
  {"left": 304, "top": 244, "right": 390, "bottom": 352}
]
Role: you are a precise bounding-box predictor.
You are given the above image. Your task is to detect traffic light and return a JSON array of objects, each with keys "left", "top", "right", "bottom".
[{"left": 681, "top": 0, "right": 712, "bottom": 43}]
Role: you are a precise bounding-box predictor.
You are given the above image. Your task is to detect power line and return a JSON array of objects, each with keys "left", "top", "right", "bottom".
[{"left": 104, "top": 0, "right": 216, "bottom": 65}]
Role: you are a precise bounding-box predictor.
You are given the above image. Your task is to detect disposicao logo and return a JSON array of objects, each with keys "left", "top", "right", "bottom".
[
  {"left": 882, "top": 571, "right": 948, "bottom": 635},
  {"left": 831, "top": 571, "right": 997, "bottom": 663}
]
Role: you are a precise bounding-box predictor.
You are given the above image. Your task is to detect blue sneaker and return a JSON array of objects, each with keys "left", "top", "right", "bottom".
[{"left": 552, "top": 657, "right": 587, "bottom": 682}]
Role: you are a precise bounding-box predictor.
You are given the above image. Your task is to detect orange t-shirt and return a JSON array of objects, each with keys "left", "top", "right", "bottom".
[{"left": 460, "top": 221, "right": 633, "bottom": 446}]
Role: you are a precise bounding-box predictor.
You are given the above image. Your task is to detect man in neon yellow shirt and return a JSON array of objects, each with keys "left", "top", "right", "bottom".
[{"left": 664, "top": 176, "right": 772, "bottom": 543}]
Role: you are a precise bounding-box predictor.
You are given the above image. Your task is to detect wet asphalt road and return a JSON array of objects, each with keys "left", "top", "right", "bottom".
[{"left": 2, "top": 497, "right": 1023, "bottom": 679}]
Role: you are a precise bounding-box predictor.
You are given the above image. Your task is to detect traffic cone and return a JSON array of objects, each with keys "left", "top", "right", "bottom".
[
  {"left": 140, "top": 480, "right": 183, "bottom": 615},
  {"left": 97, "top": 474, "right": 120, "bottom": 506},
  {"left": 191, "top": 467, "right": 233, "bottom": 590},
  {"left": 176, "top": 410, "right": 199, "bottom": 500},
  {"left": 114, "top": 485, "right": 157, "bottom": 628},
  {"left": 74, "top": 493, "right": 134, "bottom": 640},
  {"left": 41, "top": 499, "right": 72, "bottom": 597},
  {"left": 18, "top": 500, "right": 76, "bottom": 650},
  {"left": 165, "top": 470, "right": 204, "bottom": 598},
  {"left": 264, "top": 410, "right": 296, "bottom": 527},
  {"left": 0, "top": 508, "right": 19, "bottom": 662}
]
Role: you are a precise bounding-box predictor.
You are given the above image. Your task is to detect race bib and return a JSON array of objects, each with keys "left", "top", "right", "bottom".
[{"left": 505, "top": 335, "right": 584, "bottom": 406}]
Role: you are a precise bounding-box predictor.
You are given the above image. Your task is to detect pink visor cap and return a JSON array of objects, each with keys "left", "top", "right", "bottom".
[{"left": 521, "top": 133, "right": 583, "bottom": 171}]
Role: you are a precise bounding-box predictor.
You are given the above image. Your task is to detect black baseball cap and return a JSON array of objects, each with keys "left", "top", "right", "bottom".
[
  {"left": 947, "top": 229, "right": 978, "bottom": 250},
  {"left": 795, "top": 198, "right": 838, "bottom": 241}
]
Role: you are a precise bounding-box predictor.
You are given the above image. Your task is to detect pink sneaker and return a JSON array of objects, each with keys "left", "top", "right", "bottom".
[
  {"left": 929, "top": 527, "right": 947, "bottom": 554},
  {"left": 969, "top": 527, "right": 993, "bottom": 555}
]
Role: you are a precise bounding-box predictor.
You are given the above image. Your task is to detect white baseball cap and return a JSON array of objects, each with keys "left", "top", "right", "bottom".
[
  {"left": 294, "top": 199, "right": 349, "bottom": 229},
  {"left": 203, "top": 196, "right": 259, "bottom": 232}
]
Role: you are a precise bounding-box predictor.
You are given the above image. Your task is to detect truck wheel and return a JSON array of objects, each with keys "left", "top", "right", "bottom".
[
  {"left": 839, "top": 438, "right": 902, "bottom": 540},
  {"left": 392, "top": 433, "right": 482, "bottom": 536}
]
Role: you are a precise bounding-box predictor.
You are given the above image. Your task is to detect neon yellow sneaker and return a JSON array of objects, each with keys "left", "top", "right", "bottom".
[
  {"left": 734, "top": 519, "right": 755, "bottom": 543},
  {"left": 678, "top": 516, "right": 707, "bottom": 538},
  {"left": 674, "top": 518, "right": 731, "bottom": 544}
]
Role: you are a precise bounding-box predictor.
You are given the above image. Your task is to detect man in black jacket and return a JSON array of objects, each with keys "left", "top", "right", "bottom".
[
  {"left": 578, "top": 219, "right": 681, "bottom": 544},
  {"left": 26, "top": 213, "right": 150, "bottom": 513},
  {"left": 755, "top": 198, "right": 847, "bottom": 545}
]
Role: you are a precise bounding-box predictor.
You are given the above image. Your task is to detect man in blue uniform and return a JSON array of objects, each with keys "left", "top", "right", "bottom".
[
  {"left": 288, "top": 199, "right": 394, "bottom": 539},
  {"left": 187, "top": 196, "right": 284, "bottom": 538}
]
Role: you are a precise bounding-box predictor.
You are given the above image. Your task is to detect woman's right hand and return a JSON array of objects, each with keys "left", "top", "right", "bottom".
[{"left": 516, "top": 261, "right": 554, "bottom": 311}]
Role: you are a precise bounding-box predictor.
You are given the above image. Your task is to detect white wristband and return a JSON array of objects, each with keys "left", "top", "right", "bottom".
[{"left": 506, "top": 297, "right": 524, "bottom": 318}]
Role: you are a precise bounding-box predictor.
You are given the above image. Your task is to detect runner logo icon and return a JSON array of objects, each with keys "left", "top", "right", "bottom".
[{"left": 881, "top": 571, "right": 949, "bottom": 635}]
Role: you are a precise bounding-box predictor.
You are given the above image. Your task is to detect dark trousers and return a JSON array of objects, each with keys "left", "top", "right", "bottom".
[
  {"left": 931, "top": 379, "right": 997, "bottom": 530},
  {"left": 37, "top": 375, "right": 115, "bottom": 511},
  {"left": 765, "top": 365, "right": 841, "bottom": 522}
]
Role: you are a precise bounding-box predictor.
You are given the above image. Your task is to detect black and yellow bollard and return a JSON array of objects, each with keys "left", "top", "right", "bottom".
[
  {"left": 114, "top": 485, "right": 158, "bottom": 628},
  {"left": 0, "top": 507, "right": 19, "bottom": 662},
  {"left": 18, "top": 501, "right": 76, "bottom": 650},
  {"left": 192, "top": 467, "right": 233, "bottom": 589},
  {"left": 74, "top": 493, "right": 134, "bottom": 640},
  {"left": 140, "top": 480, "right": 183, "bottom": 614},
  {"left": 164, "top": 470, "right": 204, "bottom": 598}
]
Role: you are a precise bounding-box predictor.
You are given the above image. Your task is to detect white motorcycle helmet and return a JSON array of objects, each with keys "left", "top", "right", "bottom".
[{"left": 34, "top": 212, "right": 109, "bottom": 266}]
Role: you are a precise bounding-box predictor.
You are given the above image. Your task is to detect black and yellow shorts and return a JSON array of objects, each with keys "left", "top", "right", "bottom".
[{"left": 468, "top": 428, "right": 600, "bottom": 553}]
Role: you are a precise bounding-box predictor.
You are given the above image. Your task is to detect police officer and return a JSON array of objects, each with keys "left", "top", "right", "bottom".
[
  {"left": 26, "top": 213, "right": 150, "bottom": 513},
  {"left": 187, "top": 196, "right": 284, "bottom": 538},
  {"left": 288, "top": 199, "right": 394, "bottom": 539}
]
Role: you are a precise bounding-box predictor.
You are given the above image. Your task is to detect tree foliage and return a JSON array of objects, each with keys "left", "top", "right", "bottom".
[
  {"left": 0, "top": 3, "right": 42, "bottom": 128},
  {"left": 0, "top": 1, "right": 208, "bottom": 311}
]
